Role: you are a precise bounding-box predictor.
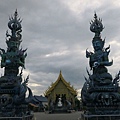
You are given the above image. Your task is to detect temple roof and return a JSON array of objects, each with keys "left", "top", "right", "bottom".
[
  {"left": 34, "top": 95, "right": 48, "bottom": 102},
  {"left": 44, "top": 70, "right": 77, "bottom": 96}
]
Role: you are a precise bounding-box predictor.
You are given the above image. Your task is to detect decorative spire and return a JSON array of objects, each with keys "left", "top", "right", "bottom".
[
  {"left": 14, "top": 9, "right": 18, "bottom": 20},
  {"left": 7, "top": 9, "right": 22, "bottom": 40},
  {"left": 90, "top": 13, "right": 104, "bottom": 38},
  {"left": 6, "top": 10, "right": 22, "bottom": 50}
]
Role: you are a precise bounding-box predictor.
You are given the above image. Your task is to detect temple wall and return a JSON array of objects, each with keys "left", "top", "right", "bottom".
[{"left": 48, "top": 80, "right": 76, "bottom": 107}]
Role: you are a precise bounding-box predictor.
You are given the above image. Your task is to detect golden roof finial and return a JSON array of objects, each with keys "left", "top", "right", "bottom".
[{"left": 60, "top": 70, "right": 62, "bottom": 74}]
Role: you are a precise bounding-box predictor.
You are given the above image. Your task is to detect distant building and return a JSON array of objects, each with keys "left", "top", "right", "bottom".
[
  {"left": 44, "top": 71, "right": 77, "bottom": 110},
  {"left": 29, "top": 95, "right": 48, "bottom": 112}
]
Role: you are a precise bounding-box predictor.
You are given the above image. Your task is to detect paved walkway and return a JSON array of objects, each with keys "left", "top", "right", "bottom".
[{"left": 34, "top": 111, "right": 81, "bottom": 120}]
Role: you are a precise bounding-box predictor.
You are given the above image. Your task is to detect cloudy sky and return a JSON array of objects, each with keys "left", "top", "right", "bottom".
[{"left": 0, "top": 0, "right": 120, "bottom": 97}]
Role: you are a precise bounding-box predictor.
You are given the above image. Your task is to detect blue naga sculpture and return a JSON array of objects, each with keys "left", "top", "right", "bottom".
[
  {"left": 0, "top": 10, "right": 33, "bottom": 118},
  {"left": 81, "top": 13, "right": 120, "bottom": 116}
]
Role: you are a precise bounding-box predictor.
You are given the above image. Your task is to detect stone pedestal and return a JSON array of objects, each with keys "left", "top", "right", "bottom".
[{"left": 80, "top": 113, "right": 120, "bottom": 120}]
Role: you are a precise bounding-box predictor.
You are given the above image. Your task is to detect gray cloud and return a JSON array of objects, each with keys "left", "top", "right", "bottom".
[{"left": 0, "top": 0, "right": 120, "bottom": 96}]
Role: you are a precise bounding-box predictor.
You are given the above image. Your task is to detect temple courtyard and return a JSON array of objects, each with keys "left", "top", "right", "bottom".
[{"left": 34, "top": 111, "right": 81, "bottom": 120}]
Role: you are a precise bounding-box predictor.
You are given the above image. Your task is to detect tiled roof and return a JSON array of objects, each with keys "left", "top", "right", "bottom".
[{"left": 34, "top": 95, "right": 48, "bottom": 102}]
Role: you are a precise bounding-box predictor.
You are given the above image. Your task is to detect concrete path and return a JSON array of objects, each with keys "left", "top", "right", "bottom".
[{"left": 34, "top": 111, "right": 81, "bottom": 120}]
